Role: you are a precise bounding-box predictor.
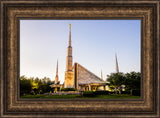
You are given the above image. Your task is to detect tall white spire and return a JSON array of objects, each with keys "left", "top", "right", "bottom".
[
  {"left": 64, "top": 23, "right": 74, "bottom": 88},
  {"left": 115, "top": 53, "right": 119, "bottom": 73},
  {"left": 66, "top": 23, "right": 73, "bottom": 71},
  {"left": 68, "top": 23, "right": 71, "bottom": 47}
]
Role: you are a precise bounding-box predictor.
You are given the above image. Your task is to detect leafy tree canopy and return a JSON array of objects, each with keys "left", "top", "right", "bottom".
[
  {"left": 124, "top": 72, "right": 141, "bottom": 91},
  {"left": 20, "top": 76, "right": 55, "bottom": 96},
  {"left": 106, "top": 71, "right": 141, "bottom": 93}
]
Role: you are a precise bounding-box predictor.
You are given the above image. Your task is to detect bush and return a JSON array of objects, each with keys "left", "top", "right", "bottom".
[
  {"left": 60, "top": 88, "right": 77, "bottom": 91},
  {"left": 109, "top": 91, "right": 115, "bottom": 95},
  {"left": 121, "top": 90, "right": 131, "bottom": 94},
  {"left": 83, "top": 91, "right": 97, "bottom": 97},
  {"left": 94, "top": 91, "right": 109, "bottom": 95},
  {"left": 132, "top": 89, "right": 140, "bottom": 96}
]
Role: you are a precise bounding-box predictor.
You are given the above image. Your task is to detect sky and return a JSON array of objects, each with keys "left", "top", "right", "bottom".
[{"left": 20, "top": 20, "right": 141, "bottom": 83}]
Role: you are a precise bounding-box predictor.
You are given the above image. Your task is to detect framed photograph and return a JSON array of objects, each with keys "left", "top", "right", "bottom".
[
  {"left": 0, "top": 0, "right": 159, "bottom": 117},
  {"left": 20, "top": 20, "right": 141, "bottom": 100}
]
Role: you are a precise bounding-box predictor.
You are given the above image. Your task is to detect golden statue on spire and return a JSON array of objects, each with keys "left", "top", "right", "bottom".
[{"left": 69, "top": 23, "right": 71, "bottom": 29}]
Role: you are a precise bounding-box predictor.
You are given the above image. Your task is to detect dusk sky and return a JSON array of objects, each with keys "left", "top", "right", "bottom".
[{"left": 20, "top": 20, "right": 141, "bottom": 83}]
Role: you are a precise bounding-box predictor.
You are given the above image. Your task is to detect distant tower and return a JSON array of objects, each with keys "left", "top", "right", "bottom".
[
  {"left": 64, "top": 24, "right": 74, "bottom": 88},
  {"left": 115, "top": 53, "right": 119, "bottom": 73},
  {"left": 101, "top": 70, "right": 103, "bottom": 80},
  {"left": 55, "top": 60, "right": 59, "bottom": 84}
]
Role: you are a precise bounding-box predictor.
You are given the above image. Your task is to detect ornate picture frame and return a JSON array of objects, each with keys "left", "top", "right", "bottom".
[{"left": 0, "top": 0, "right": 159, "bottom": 117}]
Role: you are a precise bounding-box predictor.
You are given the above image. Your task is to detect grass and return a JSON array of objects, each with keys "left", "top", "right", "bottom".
[{"left": 20, "top": 94, "right": 140, "bottom": 99}]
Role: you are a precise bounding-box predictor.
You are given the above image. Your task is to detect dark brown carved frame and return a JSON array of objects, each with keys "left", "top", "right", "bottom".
[{"left": 0, "top": 0, "right": 159, "bottom": 118}]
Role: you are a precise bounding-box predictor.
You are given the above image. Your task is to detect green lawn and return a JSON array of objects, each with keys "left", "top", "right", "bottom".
[{"left": 20, "top": 94, "right": 140, "bottom": 99}]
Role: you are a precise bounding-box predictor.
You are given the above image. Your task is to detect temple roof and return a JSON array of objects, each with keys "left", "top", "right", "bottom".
[{"left": 73, "top": 63, "right": 106, "bottom": 85}]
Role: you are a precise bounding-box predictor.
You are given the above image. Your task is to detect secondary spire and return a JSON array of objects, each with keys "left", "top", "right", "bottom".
[
  {"left": 115, "top": 53, "right": 119, "bottom": 73},
  {"left": 56, "top": 59, "right": 58, "bottom": 76},
  {"left": 55, "top": 59, "right": 59, "bottom": 84},
  {"left": 101, "top": 70, "right": 103, "bottom": 80}
]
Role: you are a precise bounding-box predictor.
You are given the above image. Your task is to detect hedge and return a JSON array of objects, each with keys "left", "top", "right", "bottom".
[
  {"left": 94, "top": 91, "right": 109, "bottom": 95},
  {"left": 60, "top": 88, "right": 77, "bottom": 91},
  {"left": 83, "top": 91, "right": 97, "bottom": 97},
  {"left": 121, "top": 90, "right": 131, "bottom": 94},
  {"left": 83, "top": 91, "right": 110, "bottom": 97},
  {"left": 132, "top": 89, "right": 140, "bottom": 96},
  {"left": 109, "top": 91, "right": 115, "bottom": 95}
]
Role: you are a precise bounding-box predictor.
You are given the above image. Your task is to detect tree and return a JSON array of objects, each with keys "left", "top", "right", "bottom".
[
  {"left": 40, "top": 77, "right": 54, "bottom": 93},
  {"left": 124, "top": 72, "right": 141, "bottom": 91},
  {"left": 106, "top": 71, "right": 141, "bottom": 95},
  {"left": 20, "top": 76, "right": 55, "bottom": 95},
  {"left": 106, "top": 72, "right": 125, "bottom": 94},
  {"left": 20, "top": 75, "right": 33, "bottom": 96}
]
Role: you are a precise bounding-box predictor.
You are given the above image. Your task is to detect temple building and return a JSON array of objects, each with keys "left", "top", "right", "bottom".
[{"left": 50, "top": 24, "right": 107, "bottom": 92}]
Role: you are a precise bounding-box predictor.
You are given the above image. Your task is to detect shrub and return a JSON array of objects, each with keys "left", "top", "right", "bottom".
[
  {"left": 132, "top": 89, "right": 140, "bottom": 96},
  {"left": 109, "top": 91, "right": 115, "bottom": 95},
  {"left": 94, "top": 91, "right": 109, "bottom": 95},
  {"left": 121, "top": 90, "right": 131, "bottom": 94},
  {"left": 60, "top": 88, "right": 77, "bottom": 91},
  {"left": 83, "top": 91, "right": 97, "bottom": 97}
]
